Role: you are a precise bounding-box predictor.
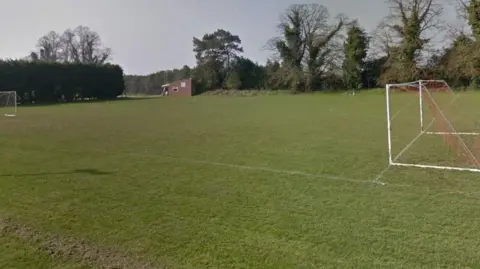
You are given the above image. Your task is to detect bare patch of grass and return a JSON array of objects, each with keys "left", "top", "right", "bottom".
[{"left": 0, "top": 217, "right": 158, "bottom": 269}]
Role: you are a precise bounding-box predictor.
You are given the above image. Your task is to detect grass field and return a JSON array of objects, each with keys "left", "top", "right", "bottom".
[{"left": 1, "top": 92, "right": 480, "bottom": 268}]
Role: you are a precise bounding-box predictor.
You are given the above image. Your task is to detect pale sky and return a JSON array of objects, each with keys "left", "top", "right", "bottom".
[{"left": 0, "top": 0, "right": 459, "bottom": 75}]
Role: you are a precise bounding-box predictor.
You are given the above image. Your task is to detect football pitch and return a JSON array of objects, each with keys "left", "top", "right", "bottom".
[{"left": 1, "top": 92, "right": 480, "bottom": 268}]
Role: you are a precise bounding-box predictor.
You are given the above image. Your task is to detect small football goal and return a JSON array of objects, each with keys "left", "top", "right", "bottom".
[
  {"left": 386, "top": 80, "right": 480, "bottom": 172},
  {"left": 0, "top": 91, "right": 17, "bottom": 117}
]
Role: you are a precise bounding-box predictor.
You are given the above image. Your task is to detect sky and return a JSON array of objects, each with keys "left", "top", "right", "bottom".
[{"left": 0, "top": 0, "right": 460, "bottom": 75}]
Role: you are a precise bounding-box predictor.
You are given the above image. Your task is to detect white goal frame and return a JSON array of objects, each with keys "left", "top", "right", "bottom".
[
  {"left": 0, "top": 91, "right": 17, "bottom": 117},
  {"left": 385, "top": 80, "right": 480, "bottom": 172}
]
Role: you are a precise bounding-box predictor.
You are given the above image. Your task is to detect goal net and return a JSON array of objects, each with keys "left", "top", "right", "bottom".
[
  {"left": 0, "top": 91, "right": 17, "bottom": 116},
  {"left": 386, "top": 80, "right": 480, "bottom": 172}
]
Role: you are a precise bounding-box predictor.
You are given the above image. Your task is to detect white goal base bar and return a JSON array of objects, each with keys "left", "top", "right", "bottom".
[
  {"left": 4, "top": 114, "right": 15, "bottom": 117},
  {"left": 390, "top": 162, "right": 480, "bottom": 173},
  {"left": 390, "top": 126, "right": 480, "bottom": 173},
  {"left": 425, "top": 131, "right": 480, "bottom": 136}
]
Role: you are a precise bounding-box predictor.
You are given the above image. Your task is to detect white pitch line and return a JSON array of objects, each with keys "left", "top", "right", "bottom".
[
  {"left": 114, "top": 152, "right": 480, "bottom": 199},
  {"left": 373, "top": 119, "right": 435, "bottom": 183},
  {"left": 123, "top": 152, "right": 395, "bottom": 186},
  {"left": 391, "top": 109, "right": 402, "bottom": 120},
  {"left": 372, "top": 166, "right": 392, "bottom": 184},
  {"left": 16, "top": 146, "right": 480, "bottom": 199},
  {"left": 373, "top": 96, "right": 423, "bottom": 184},
  {"left": 394, "top": 119, "right": 435, "bottom": 162},
  {"left": 391, "top": 104, "right": 411, "bottom": 120}
]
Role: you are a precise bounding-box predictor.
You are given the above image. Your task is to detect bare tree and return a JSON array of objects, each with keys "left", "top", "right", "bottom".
[
  {"left": 29, "top": 26, "right": 112, "bottom": 64},
  {"left": 59, "top": 28, "right": 76, "bottom": 62},
  {"left": 60, "top": 26, "right": 112, "bottom": 64},
  {"left": 453, "top": 0, "right": 469, "bottom": 21},
  {"left": 36, "top": 31, "right": 63, "bottom": 62},
  {"left": 370, "top": 18, "right": 398, "bottom": 58}
]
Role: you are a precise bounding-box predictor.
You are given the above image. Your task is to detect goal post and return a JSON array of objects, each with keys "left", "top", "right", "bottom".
[
  {"left": 0, "top": 91, "right": 17, "bottom": 117},
  {"left": 385, "top": 80, "right": 480, "bottom": 172}
]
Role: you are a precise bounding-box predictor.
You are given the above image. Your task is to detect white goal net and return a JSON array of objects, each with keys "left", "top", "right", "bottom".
[
  {"left": 0, "top": 91, "right": 17, "bottom": 116},
  {"left": 386, "top": 80, "right": 480, "bottom": 172}
]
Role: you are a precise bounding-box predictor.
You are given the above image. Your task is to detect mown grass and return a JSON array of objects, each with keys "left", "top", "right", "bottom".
[{"left": 1, "top": 92, "right": 480, "bottom": 268}]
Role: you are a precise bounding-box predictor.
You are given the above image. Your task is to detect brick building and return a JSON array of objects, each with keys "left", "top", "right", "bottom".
[{"left": 161, "top": 78, "right": 194, "bottom": 96}]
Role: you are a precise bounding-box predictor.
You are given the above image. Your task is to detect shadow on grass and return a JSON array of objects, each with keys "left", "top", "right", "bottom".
[{"left": 0, "top": 168, "right": 113, "bottom": 177}]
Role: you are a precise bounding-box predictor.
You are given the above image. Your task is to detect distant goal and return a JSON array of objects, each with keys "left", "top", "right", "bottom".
[
  {"left": 386, "top": 80, "right": 480, "bottom": 172},
  {"left": 0, "top": 91, "right": 17, "bottom": 117}
]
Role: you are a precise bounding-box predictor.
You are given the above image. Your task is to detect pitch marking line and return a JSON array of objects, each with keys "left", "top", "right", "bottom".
[
  {"left": 122, "top": 152, "right": 411, "bottom": 187},
  {"left": 124, "top": 152, "right": 480, "bottom": 198},
  {"left": 373, "top": 117, "right": 436, "bottom": 183},
  {"left": 122, "top": 153, "right": 480, "bottom": 200}
]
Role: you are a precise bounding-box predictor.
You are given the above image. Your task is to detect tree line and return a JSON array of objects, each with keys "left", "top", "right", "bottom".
[
  {"left": 126, "top": 0, "right": 480, "bottom": 94},
  {"left": 0, "top": 61, "right": 124, "bottom": 104},
  {"left": 0, "top": 25, "right": 124, "bottom": 104},
  {"left": 2, "top": 1, "right": 480, "bottom": 99}
]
